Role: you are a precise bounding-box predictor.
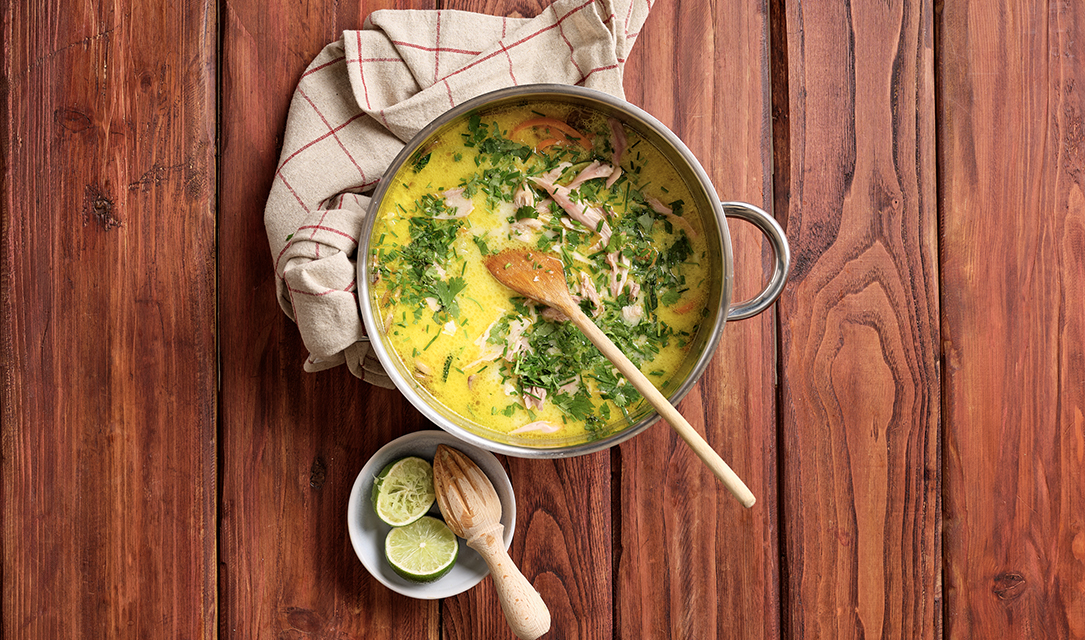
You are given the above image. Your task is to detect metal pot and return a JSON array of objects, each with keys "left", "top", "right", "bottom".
[{"left": 357, "top": 85, "right": 789, "bottom": 458}]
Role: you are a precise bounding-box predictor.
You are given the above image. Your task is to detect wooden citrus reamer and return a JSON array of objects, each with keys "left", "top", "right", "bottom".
[
  {"left": 432, "top": 445, "right": 551, "bottom": 640},
  {"left": 485, "top": 248, "right": 756, "bottom": 508}
]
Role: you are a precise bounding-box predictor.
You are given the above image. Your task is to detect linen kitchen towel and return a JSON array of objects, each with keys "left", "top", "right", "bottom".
[{"left": 265, "top": 0, "right": 652, "bottom": 386}]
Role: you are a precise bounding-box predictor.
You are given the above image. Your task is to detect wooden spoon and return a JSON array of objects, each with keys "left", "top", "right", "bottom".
[
  {"left": 484, "top": 249, "right": 756, "bottom": 508},
  {"left": 432, "top": 445, "right": 551, "bottom": 640}
]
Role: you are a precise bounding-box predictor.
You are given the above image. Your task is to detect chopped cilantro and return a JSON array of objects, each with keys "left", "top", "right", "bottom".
[
  {"left": 434, "top": 277, "right": 467, "bottom": 317},
  {"left": 659, "top": 289, "right": 681, "bottom": 306}
]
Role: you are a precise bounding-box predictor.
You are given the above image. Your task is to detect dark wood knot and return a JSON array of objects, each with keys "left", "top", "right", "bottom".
[
  {"left": 83, "top": 184, "right": 121, "bottom": 231},
  {"left": 54, "top": 107, "right": 92, "bottom": 133},
  {"left": 309, "top": 456, "right": 327, "bottom": 489},
  {"left": 992, "top": 571, "right": 1026, "bottom": 600}
]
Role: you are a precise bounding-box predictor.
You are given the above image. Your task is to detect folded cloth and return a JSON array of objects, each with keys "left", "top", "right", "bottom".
[{"left": 265, "top": 0, "right": 652, "bottom": 387}]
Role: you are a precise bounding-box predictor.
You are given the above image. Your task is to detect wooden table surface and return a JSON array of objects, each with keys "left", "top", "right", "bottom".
[{"left": 4, "top": 0, "right": 1083, "bottom": 638}]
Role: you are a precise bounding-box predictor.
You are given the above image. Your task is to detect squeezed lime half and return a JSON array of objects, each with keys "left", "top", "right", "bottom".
[
  {"left": 372, "top": 456, "right": 436, "bottom": 527},
  {"left": 384, "top": 516, "right": 459, "bottom": 582}
]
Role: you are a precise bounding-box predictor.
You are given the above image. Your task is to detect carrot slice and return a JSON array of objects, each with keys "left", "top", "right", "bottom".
[
  {"left": 674, "top": 295, "right": 702, "bottom": 315},
  {"left": 534, "top": 137, "right": 559, "bottom": 151},
  {"left": 512, "top": 117, "right": 593, "bottom": 150}
]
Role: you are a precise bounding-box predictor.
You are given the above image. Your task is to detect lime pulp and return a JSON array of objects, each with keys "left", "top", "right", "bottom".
[
  {"left": 372, "top": 456, "right": 436, "bottom": 527},
  {"left": 384, "top": 516, "right": 459, "bottom": 582}
]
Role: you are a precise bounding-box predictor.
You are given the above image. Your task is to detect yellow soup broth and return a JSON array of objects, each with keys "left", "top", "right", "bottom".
[{"left": 369, "top": 103, "right": 710, "bottom": 444}]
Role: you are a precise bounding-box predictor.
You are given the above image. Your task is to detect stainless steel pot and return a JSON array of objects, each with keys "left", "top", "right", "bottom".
[{"left": 357, "top": 84, "right": 789, "bottom": 458}]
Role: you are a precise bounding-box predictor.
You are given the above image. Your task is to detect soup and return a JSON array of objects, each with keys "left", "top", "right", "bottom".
[{"left": 368, "top": 102, "right": 710, "bottom": 444}]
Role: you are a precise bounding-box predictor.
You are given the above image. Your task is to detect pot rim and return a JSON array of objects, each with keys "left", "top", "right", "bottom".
[{"left": 357, "top": 84, "right": 734, "bottom": 459}]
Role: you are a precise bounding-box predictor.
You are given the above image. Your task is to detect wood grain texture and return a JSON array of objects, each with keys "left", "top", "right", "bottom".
[
  {"left": 778, "top": 0, "right": 941, "bottom": 637},
  {"left": 217, "top": 1, "right": 438, "bottom": 638},
  {"left": 19, "top": 0, "right": 1081, "bottom": 636},
  {"left": 443, "top": 455, "right": 612, "bottom": 640},
  {"left": 939, "top": 0, "right": 1085, "bottom": 637},
  {"left": 617, "top": 0, "right": 782, "bottom": 637},
  {"left": 446, "top": 0, "right": 548, "bottom": 19},
  {"left": 1, "top": 1, "right": 217, "bottom": 638}
]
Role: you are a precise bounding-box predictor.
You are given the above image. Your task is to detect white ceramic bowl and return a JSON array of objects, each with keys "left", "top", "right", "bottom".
[{"left": 347, "top": 430, "right": 516, "bottom": 599}]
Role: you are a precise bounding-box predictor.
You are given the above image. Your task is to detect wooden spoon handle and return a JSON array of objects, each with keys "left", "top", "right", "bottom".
[
  {"left": 568, "top": 307, "right": 757, "bottom": 508},
  {"left": 467, "top": 524, "right": 551, "bottom": 640}
]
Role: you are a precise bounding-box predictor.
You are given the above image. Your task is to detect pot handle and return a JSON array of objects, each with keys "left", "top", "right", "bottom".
[{"left": 722, "top": 201, "right": 790, "bottom": 321}]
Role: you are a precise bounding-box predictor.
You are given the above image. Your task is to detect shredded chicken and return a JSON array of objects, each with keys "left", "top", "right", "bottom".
[
  {"left": 557, "top": 378, "right": 581, "bottom": 396},
  {"left": 503, "top": 317, "right": 533, "bottom": 360},
  {"left": 529, "top": 176, "right": 612, "bottom": 246},
  {"left": 559, "top": 217, "right": 587, "bottom": 233},
  {"left": 569, "top": 250, "right": 592, "bottom": 265},
  {"left": 566, "top": 160, "right": 616, "bottom": 190},
  {"left": 513, "top": 182, "right": 535, "bottom": 208},
  {"left": 608, "top": 118, "right": 627, "bottom": 168},
  {"left": 605, "top": 166, "right": 623, "bottom": 190},
  {"left": 621, "top": 304, "right": 644, "bottom": 325},
  {"left": 606, "top": 252, "right": 632, "bottom": 298},
  {"left": 541, "top": 306, "right": 570, "bottom": 323},
  {"left": 433, "top": 187, "right": 474, "bottom": 219},
  {"left": 461, "top": 314, "right": 537, "bottom": 371},
  {"left": 462, "top": 317, "right": 506, "bottom": 370},
  {"left": 605, "top": 118, "right": 627, "bottom": 189},
  {"left": 522, "top": 386, "right": 548, "bottom": 411},
  {"left": 414, "top": 359, "right": 431, "bottom": 377},
  {"left": 648, "top": 197, "right": 697, "bottom": 238},
  {"left": 578, "top": 271, "right": 602, "bottom": 316},
  {"left": 510, "top": 217, "right": 544, "bottom": 239},
  {"left": 510, "top": 421, "right": 563, "bottom": 435},
  {"left": 539, "top": 162, "right": 572, "bottom": 183}
]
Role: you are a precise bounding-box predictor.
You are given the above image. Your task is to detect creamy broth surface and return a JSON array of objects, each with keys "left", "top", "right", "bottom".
[{"left": 369, "top": 103, "right": 710, "bottom": 444}]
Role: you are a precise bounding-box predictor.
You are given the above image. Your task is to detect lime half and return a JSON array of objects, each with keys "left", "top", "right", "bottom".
[
  {"left": 384, "top": 516, "right": 459, "bottom": 582},
  {"left": 372, "top": 456, "right": 436, "bottom": 527}
]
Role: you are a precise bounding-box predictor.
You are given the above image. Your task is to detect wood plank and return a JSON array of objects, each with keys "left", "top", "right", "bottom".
[
  {"left": 217, "top": 1, "right": 439, "bottom": 638},
  {"left": 1, "top": 1, "right": 218, "bottom": 638},
  {"left": 617, "top": 0, "right": 781, "bottom": 637},
  {"left": 777, "top": 0, "right": 941, "bottom": 636},
  {"left": 939, "top": 0, "right": 1085, "bottom": 636}
]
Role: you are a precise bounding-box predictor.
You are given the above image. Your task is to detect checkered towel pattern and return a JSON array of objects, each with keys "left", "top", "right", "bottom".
[{"left": 265, "top": 0, "right": 652, "bottom": 387}]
